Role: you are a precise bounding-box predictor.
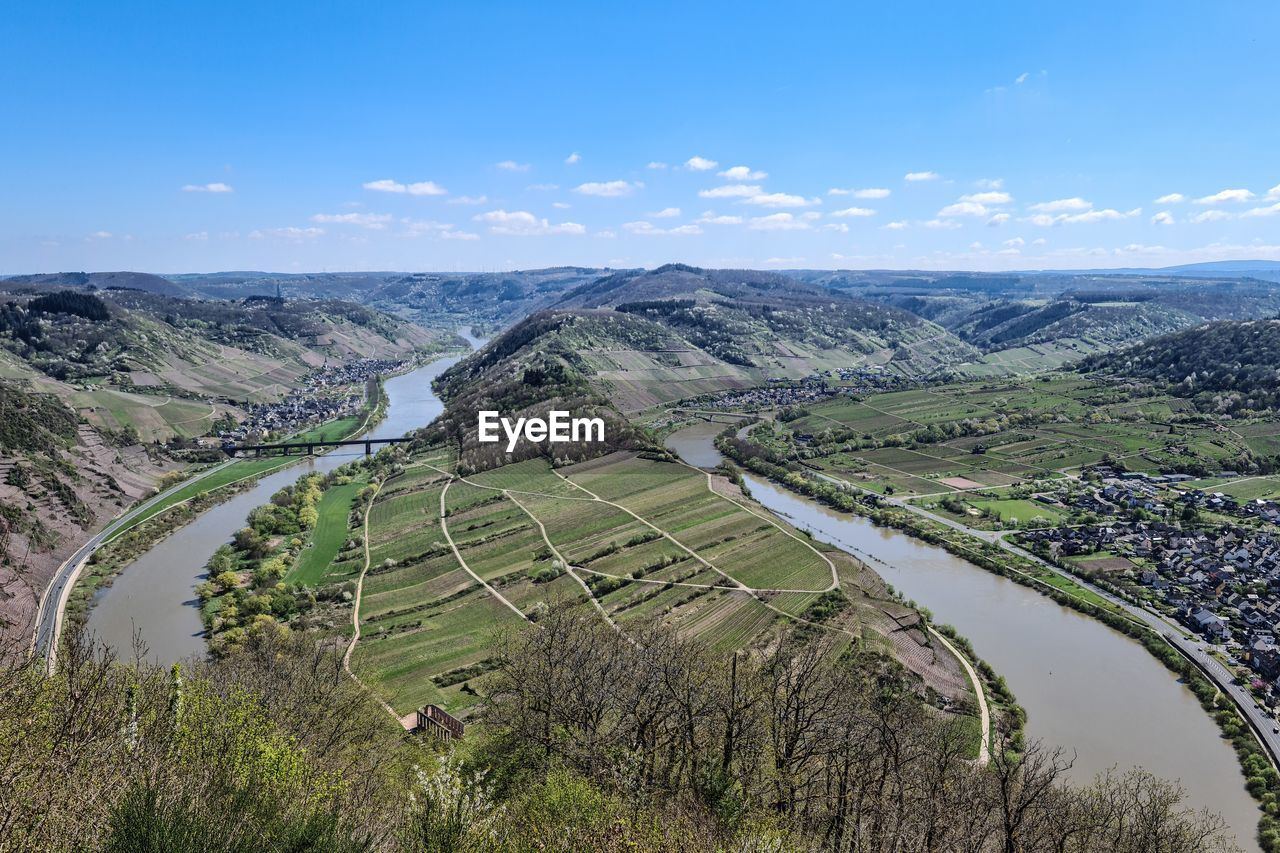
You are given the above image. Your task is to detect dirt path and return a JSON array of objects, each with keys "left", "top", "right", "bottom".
[
  {"left": 340, "top": 479, "right": 403, "bottom": 723},
  {"left": 437, "top": 479, "right": 530, "bottom": 622}
]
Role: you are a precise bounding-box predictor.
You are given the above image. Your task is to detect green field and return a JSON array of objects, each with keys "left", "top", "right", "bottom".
[
  {"left": 288, "top": 480, "right": 363, "bottom": 585},
  {"left": 766, "top": 375, "right": 1280, "bottom": 498},
  {"left": 349, "top": 451, "right": 973, "bottom": 718},
  {"left": 103, "top": 414, "right": 370, "bottom": 544}
]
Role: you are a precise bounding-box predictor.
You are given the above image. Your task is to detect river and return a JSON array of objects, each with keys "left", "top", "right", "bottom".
[
  {"left": 666, "top": 421, "right": 1261, "bottom": 848},
  {"left": 84, "top": 328, "right": 483, "bottom": 665}
]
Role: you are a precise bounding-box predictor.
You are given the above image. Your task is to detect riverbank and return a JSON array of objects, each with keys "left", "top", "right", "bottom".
[
  {"left": 58, "top": 378, "right": 392, "bottom": 652},
  {"left": 79, "top": 333, "right": 481, "bottom": 665},
  {"left": 712, "top": 425, "right": 1276, "bottom": 850}
]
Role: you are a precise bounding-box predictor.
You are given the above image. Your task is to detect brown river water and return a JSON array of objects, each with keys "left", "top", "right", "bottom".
[
  {"left": 666, "top": 421, "right": 1261, "bottom": 848},
  {"left": 81, "top": 356, "right": 1261, "bottom": 847},
  {"left": 84, "top": 330, "right": 482, "bottom": 665}
]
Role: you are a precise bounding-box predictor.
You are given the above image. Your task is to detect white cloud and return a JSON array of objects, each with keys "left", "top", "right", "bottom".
[
  {"left": 829, "top": 187, "right": 891, "bottom": 199},
  {"left": 1195, "top": 188, "right": 1254, "bottom": 204},
  {"left": 1151, "top": 211, "right": 1176, "bottom": 225},
  {"left": 747, "top": 212, "right": 810, "bottom": 231},
  {"left": 696, "top": 211, "right": 743, "bottom": 225},
  {"left": 904, "top": 171, "right": 939, "bottom": 182},
  {"left": 975, "top": 178, "right": 1005, "bottom": 190},
  {"left": 473, "top": 209, "right": 585, "bottom": 235},
  {"left": 573, "top": 180, "right": 641, "bottom": 197},
  {"left": 623, "top": 220, "right": 702, "bottom": 236},
  {"left": 1064, "top": 207, "right": 1140, "bottom": 224},
  {"left": 362, "top": 178, "right": 447, "bottom": 196},
  {"left": 923, "top": 218, "right": 962, "bottom": 229},
  {"left": 699, "top": 184, "right": 761, "bottom": 199},
  {"left": 1003, "top": 237, "right": 1025, "bottom": 247},
  {"left": 184, "top": 231, "right": 208, "bottom": 241},
  {"left": 1190, "top": 209, "right": 1231, "bottom": 223},
  {"left": 496, "top": 160, "right": 530, "bottom": 172},
  {"left": 1028, "top": 197, "right": 1092, "bottom": 213},
  {"left": 646, "top": 161, "right": 668, "bottom": 170},
  {"left": 310, "top": 212, "right": 393, "bottom": 229},
  {"left": 89, "top": 230, "right": 112, "bottom": 239},
  {"left": 1021, "top": 199, "right": 1140, "bottom": 226},
  {"left": 440, "top": 230, "right": 480, "bottom": 240},
  {"left": 824, "top": 223, "right": 849, "bottom": 233},
  {"left": 961, "top": 191, "right": 1013, "bottom": 205},
  {"left": 448, "top": 195, "right": 488, "bottom": 205},
  {"left": 684, "top": 156, "right": 719, "bottom": 171},
  {"left": 249, "top": 226, "right": 323, "bottom": 240},
  {"left": 1015, "top": 72, "right": 1030, "bottom": 84},
  {"left": 552, "top": 201, "right": 571, "bottom": 209},
  {"left": 884, "top": 221, "right": 908, "bottom": 230},
  {"left": 987, "top": 213, "right": 1011, "bottom": 226},
  {"left": 744, "top": 192, "right": 820, "bottom": 208},
  {"left": 1242, "top": 202, "right": 1280, "bottom": 218},
  {"left": 831, "top": 206, "right": 876, "bottom": 218},
  {"left": 650, "top": 207, "right": 681, "bottom": 218},
  {"left": 526, "top": 183, "right": 559, "bottom": 191},
  {"left": 1154, "top": 193, "right": 1184, "bottom": 204},
  {"left": 1269, "top": 183, "right": 1280, "bottom": 200},
  {"left": 719, "top": 165, "right": 767, "bottom": 181},
  {"left": 181, "top": 182, "right": 233, "bottom": 193},
  {"left": 565, "top": 152, "right": 581, "bottom": 164},
  {"left": 939, "top": 201, "right": 991, "bottom": 217}
]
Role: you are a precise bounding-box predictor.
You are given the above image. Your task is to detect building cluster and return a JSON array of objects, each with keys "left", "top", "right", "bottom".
[
  {"left": 1024, "top": 519, "right": 1280, "bottom": 697},
  {"left": 696, "top": 382, "right": 837, "bottom": 412},
  {"left": 220, "top": 358, "right": 404, "bottom": 442}
]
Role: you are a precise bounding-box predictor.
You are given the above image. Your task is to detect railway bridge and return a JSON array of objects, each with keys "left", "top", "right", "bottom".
[{"left": 222, "top": 437, "right": 407, "bottom": 457}]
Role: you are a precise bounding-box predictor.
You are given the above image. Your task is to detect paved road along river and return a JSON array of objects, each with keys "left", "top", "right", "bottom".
[
  {"left": 84, "top": 330, "right": 481, "bottom": 664},
  {"left": 667, "top": 421, "right": 1262, "bottom": 850}
]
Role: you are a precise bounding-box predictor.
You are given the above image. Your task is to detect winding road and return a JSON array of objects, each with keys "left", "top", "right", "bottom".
[{"left": 29, "top": 458, "right": 237, "bottom": 672}]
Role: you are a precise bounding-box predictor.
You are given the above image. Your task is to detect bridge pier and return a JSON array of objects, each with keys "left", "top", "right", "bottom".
[{"left": 364, "top": 441, "right": 372, "bottom": 456}]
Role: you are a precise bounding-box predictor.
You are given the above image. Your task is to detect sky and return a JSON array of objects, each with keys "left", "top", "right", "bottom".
[{"left": 2, "top": 1, "right": 1278, "bottom": 274}]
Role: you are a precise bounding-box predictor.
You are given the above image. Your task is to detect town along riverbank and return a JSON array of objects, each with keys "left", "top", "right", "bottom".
[
  {"left": 666, "top": 421, "right": 1264, "bottom": 851},
  {"left": 83, "top": 330, "right": 483, "bottom": 665}
]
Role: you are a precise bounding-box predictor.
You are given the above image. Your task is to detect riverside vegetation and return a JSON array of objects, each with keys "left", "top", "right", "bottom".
[{"left": 0, "top": 610, "right": 1240, "bottom": 851}]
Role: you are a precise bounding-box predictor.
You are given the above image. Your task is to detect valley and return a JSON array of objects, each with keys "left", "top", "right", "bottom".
[{"left": 7, "top": 263, "right": 1280, "bottom": 851}]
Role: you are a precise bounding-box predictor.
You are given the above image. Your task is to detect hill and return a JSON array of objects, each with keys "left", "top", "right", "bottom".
[
  {"left": 1080, "top": 318, "right": 1280, "bottom": 414},
  {"left": 171, "top": 267, "right": 614, "bottom": 329},
  {"left": 1, "top": 270, "right": 193, "bottom": 298},
  {"left": 432, "top": 266, "right": 978, "bottom": 428},
  {"left": 0, "top": 283, "right": 449, "bottom": 645},
  {"left": 792, "top": 270, "right": 1280, "bottom": 374}
]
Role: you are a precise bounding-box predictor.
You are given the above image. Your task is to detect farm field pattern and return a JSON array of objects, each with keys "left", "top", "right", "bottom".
[
  {"left": 352, "top": 449, "right": 974, "bottom": 718},
  {"left": 776, "top": 376, "right": 1280, "bottom": 497}
]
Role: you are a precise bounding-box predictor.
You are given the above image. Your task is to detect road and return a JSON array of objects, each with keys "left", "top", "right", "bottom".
[
  {"left": 29, "top": 458, "right": 236, "bottom": 673},
  {"left": 814, "top": 468, "right": 1280, "bottom": 770}
]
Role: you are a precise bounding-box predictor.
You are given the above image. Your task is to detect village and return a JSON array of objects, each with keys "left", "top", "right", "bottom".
[
  {"left": 685, "top": 365, "right": 911, "bottom": 413},
  {"left": 218, "top": 357, "right": 406, "bottom": 443},
  {"left": 1019, "top": 472, "right": 1280, "bottom": 709}
]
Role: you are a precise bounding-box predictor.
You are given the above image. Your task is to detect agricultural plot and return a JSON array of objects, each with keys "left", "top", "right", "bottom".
[
  {"left": 778, "top": 375, "right": 1280, "bottom": 496},
  {"left": 347, "top": 450, "right": 971, "bottom": 719},
  {"left": 288, "top": 480, "right": 363, "bottom": 586}
]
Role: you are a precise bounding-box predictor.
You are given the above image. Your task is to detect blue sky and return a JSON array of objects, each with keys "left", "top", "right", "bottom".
[{"left": 2, "top": 1, "right": 1278, "bottom": 273}]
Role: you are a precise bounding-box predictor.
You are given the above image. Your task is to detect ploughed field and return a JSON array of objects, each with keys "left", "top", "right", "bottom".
[{"left": 351, "top": 450, "right": 974, "bottom": 719}]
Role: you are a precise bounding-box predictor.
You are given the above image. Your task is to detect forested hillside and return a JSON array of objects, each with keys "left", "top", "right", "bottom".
[{"left": 1081, "top": 318, "right": 1280, "bottom": 414}]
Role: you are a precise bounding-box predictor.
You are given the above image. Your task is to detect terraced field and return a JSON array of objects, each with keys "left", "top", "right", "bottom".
[{"left": 350, "top": 450, "right": 973, "bottom": 718}]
